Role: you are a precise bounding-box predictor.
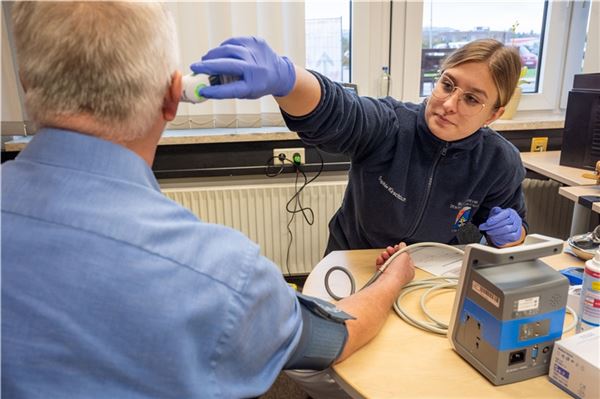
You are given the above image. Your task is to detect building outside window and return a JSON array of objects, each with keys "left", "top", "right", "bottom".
[
  {"left": 305, "top": 0, "right": 351, "bottom": 82},
  {"left": 420, "top": 0, "right": 547, "bottom": 97}
]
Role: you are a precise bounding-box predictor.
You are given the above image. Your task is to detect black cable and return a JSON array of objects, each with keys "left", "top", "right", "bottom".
[
  {"left": 306, "top": 147, "right": 324, "bottom": 185},
  {"left": 285, "top": 167, "right": 314, "bottom": 225},
  {"left": 264, "top": 148, "right": 325, "bottom": 276},
  {"left": 284, "top": 168, "right": 302, "bottom": 276},
  {"left": 264, "top": 155, "right": 285, "bottom": 177}
]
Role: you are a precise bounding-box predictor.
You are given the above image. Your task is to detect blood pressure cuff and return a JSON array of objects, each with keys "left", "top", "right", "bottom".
[{"left": 284, "top": 292, "right": 355, "bottom": 370}]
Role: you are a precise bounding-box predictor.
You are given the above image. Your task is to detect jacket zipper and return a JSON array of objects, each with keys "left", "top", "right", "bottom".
[{"left": 405, "top": 142, "right": 449, "bottom": 240}]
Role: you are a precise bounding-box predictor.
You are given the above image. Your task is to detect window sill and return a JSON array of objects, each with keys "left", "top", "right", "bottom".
[
  {"left": 158, "top": 127, "right": 298, "bottom": 145},
  {"left": 490, "top": 110, "right": 565, "bottom": 132},
  {"left": 2, "top": 111, "right": 564, "bottom": 152},
  {"left": 2, "top": 127, "right": 300, "bottom": 152}
]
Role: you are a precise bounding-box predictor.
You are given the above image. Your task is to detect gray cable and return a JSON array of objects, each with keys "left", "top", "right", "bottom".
[
  {"left": 563, "top": 306, "right": 578, "bottom": 333},
  {"left": 393, "top": 276, "right": 459, "bottom": 335},
  {"left": 324, "top": 242, "right": 578, "bottom": 336},
  {"left": 324, "top": 266, "right": 356, "bottom": 301},
  {"left": 324, "top": 242, "right": 464, "bottom": 301}
]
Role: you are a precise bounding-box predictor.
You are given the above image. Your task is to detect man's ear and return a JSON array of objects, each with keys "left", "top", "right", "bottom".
[
  {"left": 163, "top": 71, "right": 182, "bottom": 122},
  {"left": 485, "top": 106, "right": 505, "bottom": 126}
]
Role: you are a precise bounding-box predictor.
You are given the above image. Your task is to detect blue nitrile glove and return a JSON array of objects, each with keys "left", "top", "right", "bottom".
[
  {"left": 190, "top": 36, "right": 296, "bottom": 99},
  {"left": 479, "top": 206, "right": 523, "bottom": 247}
]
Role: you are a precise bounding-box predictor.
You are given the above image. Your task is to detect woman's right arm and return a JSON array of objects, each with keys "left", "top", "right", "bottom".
[
  {"left": 275, "top": 66, "right": 322, "bottom": 117},
  {"left": 192, "top": 36, "right": 401, "bottom": 159}
]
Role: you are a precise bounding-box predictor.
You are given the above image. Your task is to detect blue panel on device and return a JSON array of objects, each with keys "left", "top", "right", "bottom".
[
  {"left": 461, "top": 298, "right": 565, "bottom": 351},
  {"left": 448, "top": 235, "right": 569, "bottom": 386}
]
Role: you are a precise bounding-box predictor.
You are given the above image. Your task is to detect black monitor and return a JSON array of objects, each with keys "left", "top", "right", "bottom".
[{"left": 560, "top": 73, "right": 600, "bottom": 170}]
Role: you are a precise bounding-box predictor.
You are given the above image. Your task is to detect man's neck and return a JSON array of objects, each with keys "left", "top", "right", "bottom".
[
  {"left": 44, "top": 114, "right": 164, "bottom": 167},
  {"left": 123, "top": 133, "right": 162, "bottom": 166}
]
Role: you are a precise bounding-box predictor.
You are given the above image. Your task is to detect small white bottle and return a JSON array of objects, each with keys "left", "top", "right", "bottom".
[
  {"left": 378, "top": 66, "right": 391, "bottom": 98},
  {"left": 577, "top": 249, "right": 600, "bottom": 332}
]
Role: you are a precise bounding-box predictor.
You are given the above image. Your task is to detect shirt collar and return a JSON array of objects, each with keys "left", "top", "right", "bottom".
[{"left": 17, "top": 128, "right": 160, "bottom": 191}]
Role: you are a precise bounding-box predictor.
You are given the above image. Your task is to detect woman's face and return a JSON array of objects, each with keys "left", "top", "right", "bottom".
[{"left": 425, "top": 61, "right": 505, "bottom": 142}]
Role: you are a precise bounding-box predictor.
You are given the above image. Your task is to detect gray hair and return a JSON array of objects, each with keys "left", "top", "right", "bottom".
[{"left": 12, "top": 2, "right": 179, "bottom": 141}]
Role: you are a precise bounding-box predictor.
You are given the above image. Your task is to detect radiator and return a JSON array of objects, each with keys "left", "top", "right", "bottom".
[
  {"left": 522, "top": 178, "right": 573, "bottom": 239},
  {"left": 161, "top": 177, "right": 573, "bottom": 276},
  {"left": 162, "top": 181, "right": 347, "bottom": 275}
]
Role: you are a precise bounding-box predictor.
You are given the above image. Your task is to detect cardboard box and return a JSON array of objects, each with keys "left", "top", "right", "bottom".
[{"left": 549, "top": 328, "right": 599, "bottom": 399}]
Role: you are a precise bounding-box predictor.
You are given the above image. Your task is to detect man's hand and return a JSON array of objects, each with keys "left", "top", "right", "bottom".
[
  {"left": 375, "top": 243, "right": 415, "bottom": 285},
  {"left": 190, "top": 36, "right": 296, "bottom": 99},
  {"left": 479, "top": 206, "right": 524, "bottom": 247},
  {"left": 375, "top": 243, "right": 401, "bottom": 268}
]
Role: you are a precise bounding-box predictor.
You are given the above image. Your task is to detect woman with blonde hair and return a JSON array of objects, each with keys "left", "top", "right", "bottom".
[
  {"left": 193, "top": 36, "right": 527, "bottom": 399},
  {"left": 192, "top": 38, "right": 527, "bottom": 252},
  {"left": 194, "top": 37, "right": 527, "bottom": 254}
]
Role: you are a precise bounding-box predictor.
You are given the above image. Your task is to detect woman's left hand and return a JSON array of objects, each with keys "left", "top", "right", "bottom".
[{"left": 479, "top": 206, "right": 524, "bottom": 247}]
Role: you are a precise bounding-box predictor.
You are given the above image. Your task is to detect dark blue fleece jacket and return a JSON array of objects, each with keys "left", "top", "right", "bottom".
[{"left": 282, "top": 71, "right": 527, "bottom": 253}]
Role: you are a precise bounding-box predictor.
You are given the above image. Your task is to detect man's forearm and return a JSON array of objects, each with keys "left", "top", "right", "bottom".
[{"left": 334, "top": 271, "right": 407, "bottom": 363}]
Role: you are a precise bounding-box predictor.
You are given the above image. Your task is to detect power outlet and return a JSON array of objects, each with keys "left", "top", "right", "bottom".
[
  {"left": 273, "top": 147, "right": 305, "bottom": 165},
  {"left": 530, "top": 137, "right": 548, "bottom": 152}
]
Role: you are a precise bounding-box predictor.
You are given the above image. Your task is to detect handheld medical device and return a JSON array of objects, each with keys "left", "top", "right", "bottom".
[
  {"left": 180, "top": 73, "right": 239, "bottom": 104},
  {"left": 448, "top": 234, "right": 569, "bottom": 385}
]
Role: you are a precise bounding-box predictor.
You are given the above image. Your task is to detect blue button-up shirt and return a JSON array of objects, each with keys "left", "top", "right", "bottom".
[{"left": 2, "top": 128, "right": 303, "bottom": 398}]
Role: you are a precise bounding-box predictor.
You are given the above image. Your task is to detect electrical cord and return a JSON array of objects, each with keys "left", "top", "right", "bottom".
[
  {"left": 325, "top": 242, "right": 579, "bottom": 336},
  {"left": 325, "top": 242, "right": 464, "bottom": 301},
  {"left": 563, "top": 306, "right": 578, "bottom": 333},
  {"left": 393, "top": 282, "right": 579, "bottom": 336},
  {"left": 264, "top": 148, "right": 324, "bottom": 275},
  {"left": 393, "top": 276, "right": 459, "bottom": 335},
  {"left": 265, "top": 154, "right": 285, "bottom": 177},
  {"left": 286, "top": 166, "right": 314, "bottom": 225},
  {"left": 285, "top": 168, "right": 313, "bottom": 275}
]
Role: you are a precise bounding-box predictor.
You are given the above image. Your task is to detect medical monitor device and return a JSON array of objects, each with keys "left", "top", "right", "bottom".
[{"left": 448, "top": 234, "right": 569, "bottom": 385}]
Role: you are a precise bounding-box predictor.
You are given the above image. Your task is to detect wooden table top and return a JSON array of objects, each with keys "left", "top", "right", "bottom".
[{"left": 303, "top": 248, "right": 584, "bottom": 398}]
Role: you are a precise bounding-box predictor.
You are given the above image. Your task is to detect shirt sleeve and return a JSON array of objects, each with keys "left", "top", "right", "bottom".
[
  {"left": 211, "top": 242, "right": 351, "bottom": 397},
  {"left": 281, "top": 70, "right": 403, "bottom": 163},
  {"left": 208, "top": 244, "right": 303, "bottom": 397}
]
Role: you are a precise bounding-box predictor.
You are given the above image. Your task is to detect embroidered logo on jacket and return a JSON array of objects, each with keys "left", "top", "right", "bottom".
[
  {"left": 452, "top": 207, "right": 472, "bottom": 230},
  {"left": 378, "top": 176, "right": 406, "bottom": 202},
  {"left": 450, "top": 199, "right": 479, "bottom": 232}
]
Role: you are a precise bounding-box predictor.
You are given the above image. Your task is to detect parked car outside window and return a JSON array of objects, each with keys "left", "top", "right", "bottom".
[{"left": 518, "top": 45, "right": 538, "bottom": 69}]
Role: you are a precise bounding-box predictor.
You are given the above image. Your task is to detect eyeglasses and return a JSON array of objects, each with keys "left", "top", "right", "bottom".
[{"left": 431, "top": 76, "right": 487, "bottom": 116}]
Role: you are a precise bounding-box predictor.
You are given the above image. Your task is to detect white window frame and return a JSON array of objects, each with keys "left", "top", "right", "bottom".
[
  {"left": 389, "top": 0, "right": 591, "bottom": 112},
  {"left": 560, "top": 0, "right": 594, "bottom": 108},
  {"left": 350, "top": 1, "right": 393, "bottom": 97},
  {"left": 582, "top": 0, "right": 600, "bottom": 75}
]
